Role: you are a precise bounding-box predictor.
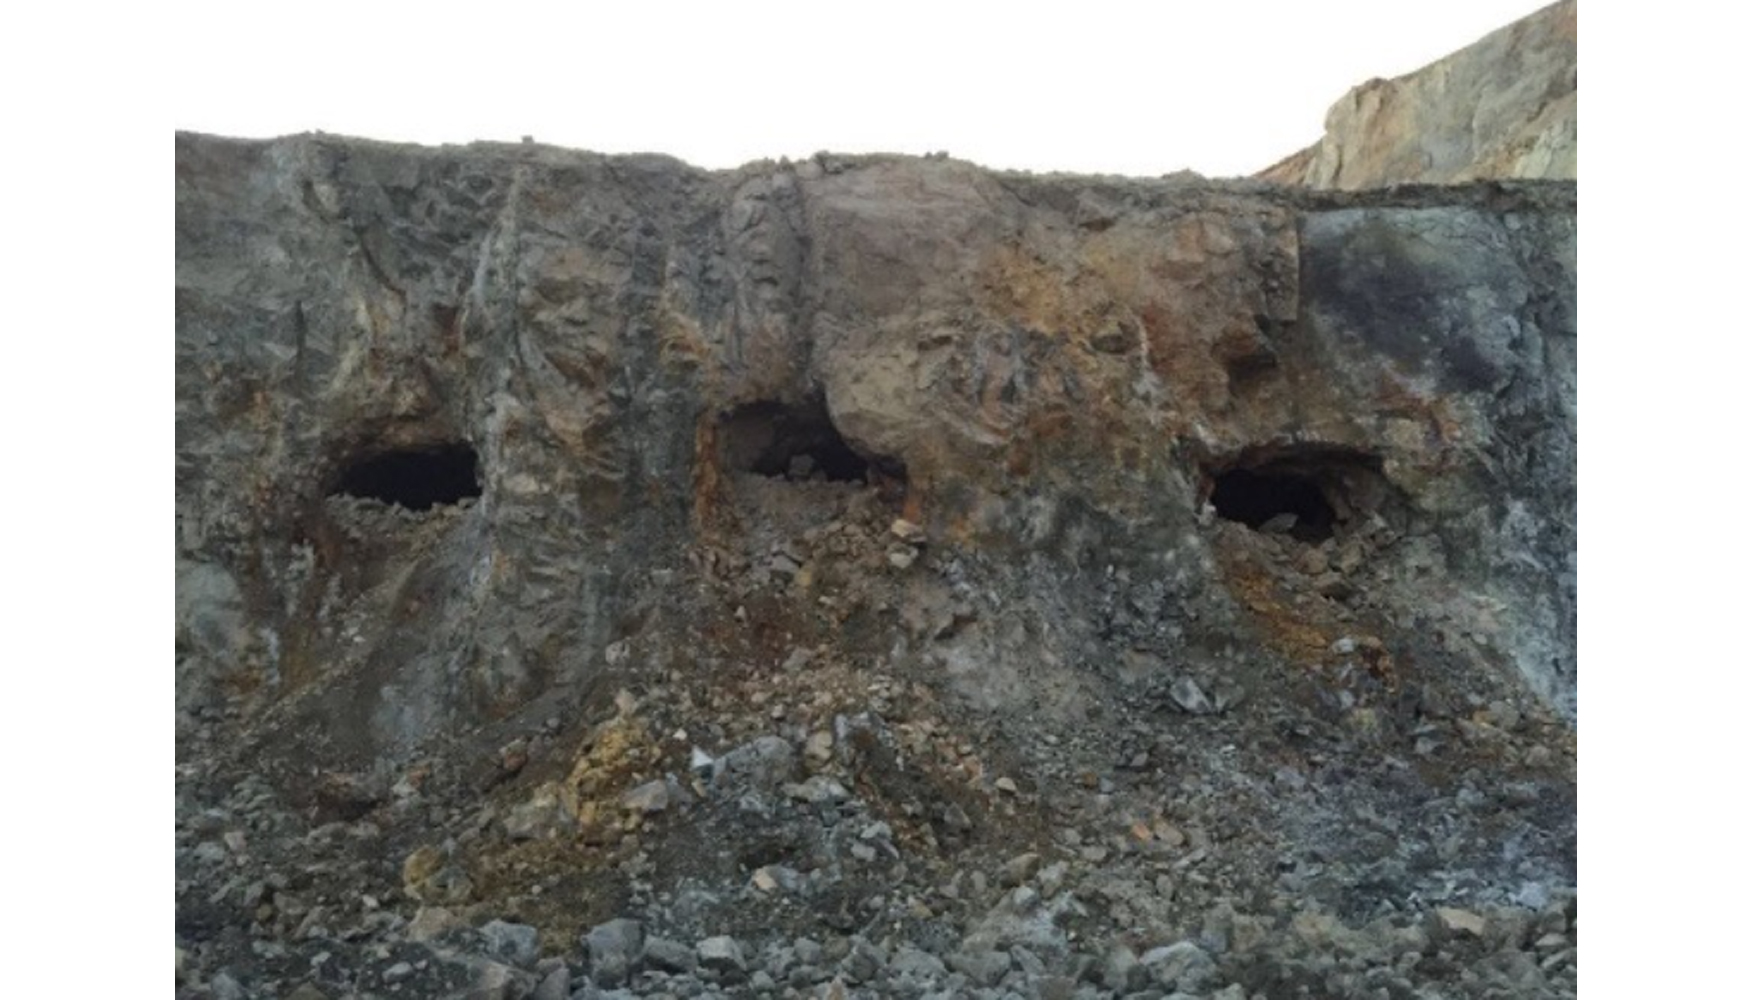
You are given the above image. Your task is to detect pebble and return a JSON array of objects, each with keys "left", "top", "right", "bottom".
[
  {"left": 697, "top": 935, "right": 748, "bottom": 979},
  {"left": 210, "top": 971, "right": 244, "bottom": 1000},
  {"left": 890, "top": 518, "right": 927, "bottom": 543},
  {"left": 1139, "top": 940, "right": 1215, "bottom": 991},
  {"left": 407, "top": 906, "right": 461, "bottom": 943},
  {"left": 480, "top": 919, "right": 540, "bottom": 968},
  {"left": 1435, "top": 906, "right": 1488, "bottom": 938},
  {"left": 1000, "top": 852, "right": 1042, "bottom": 887},
  {"left": 584, "top": 918, "right": 644, "bottom": 987},
  {"left": 785, "top": 775, "right": 851, "bottom": 804},
  {"left": 644, "top": 936, "right": 698, "bottom": 973},
  {"left": 529, "top": 965, "right": 570, "bottom": 1000},
  {"left": 1169, "top": 676, "right": 1217, "bottom": 715},
  {"left": 1103, "top": 945, "right": 1146, "bottom": 993},
  {"left": 621, "top": 779, "right": 671, "bottom": 815},
  {"left": 948, "top": 947, "right": 1011, "bottom": 987},
  {"left": 805, "top": 730, "right": 835, "bottom": 764}
]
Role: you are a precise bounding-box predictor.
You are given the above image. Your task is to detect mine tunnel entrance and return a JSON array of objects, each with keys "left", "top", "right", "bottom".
[
  {"left": 330, "top": 442, "right": 482, "bottom": 511},
  {"left": 718, "top": 399, "right": 900, "bottom": 485},
  {"left": 1204, "top": 445, "right": 1388, "bottom": 544},
  {"left": 1210, "top": 468, "right": 1338, "bottom": 541}
]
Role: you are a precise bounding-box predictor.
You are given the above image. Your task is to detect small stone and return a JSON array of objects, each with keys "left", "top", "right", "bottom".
[
  {"left": 584, "top": 918, "right": 644, "bottom": 987},
  {"left": 503, "top": 784, "right": 574, "bottom": 841},
  {"left": 890, "top": 946, "right": 947, "bottom": 979},
  {"left": 886, "top": 546, "right": 918, "bottom": 570},
  {"left": 784, "top": 774, "right": 850, "bottom": 804},
  {"left": 1534, "top": 933, "right": 1568, "bottom": 952},
  {"left": 805, "top": 730, "right": 835, "bottom": 764},
  {"left": 1260, "top": 512, "right": 1299, "bottom": 534},
  {"left": 890, "top": 518, "right": 927, "bottom": 543},
  {"left": 621, "top": 779, "right": 671, "bottom": 815},
  {"left": 470, "top": 961, "right": 521, "bottom": 1000},
  {"left": 999, "top": 852, "right": 1042, "bottom": 887},
  {"left": 1102, "top": 944, "right": 1145, "bottom": 992},
  {"left": 1038, "top": 860, "right": 1069, "bottom": 897},
  {"left": 697, "top": 936, "right": 748, "bottom": 979},
  {"left": 995, "top": 777, "right": 1019, "bottom": 794},
  {"left": 1169, "top": 676, "right": 1217, "bottom": 715},
  {"left": 383, "top": 962, "right": 414, "bottom": 984},
  {"left": 406, "top": 906, "right": 461, "bottom": 943},
  {"left": 210, "top": 972, "right": 244, "bottom": 1000},
  {"left": 402, "top": 845, "right": 445, "bottom": 888},
  {"left": 1139, "top": 940, "right": 1216, "bottom": 991},
  {"left": 1489, "top": 700, "right": 1523, "bottom": 731},
  {"left": 643, "top": 936, "right": 698, "bottom": 974},
  {"left": 948, "top": 948, "right": 1011, "bottom": 987},
  {"left": 1436, "top": 906, "right": 1488, "bottom": 938},
  {"left": 714, "top": 735, "right": 798, "bottom": 793},
  {"left": 480, "top": 920, "right": 540, "bottom": 968},
  {"left": 752, "top": 867, "right": 781, "bottom": 892},
  {"left": 841, "top": 937, "right": 887, "bottom": 983},
  {"left": 529, "top": 965, "right": 570, "bottom": 1000},
  {"left": 1153, "top": 820, "right": 1187, "bottom": 848}
]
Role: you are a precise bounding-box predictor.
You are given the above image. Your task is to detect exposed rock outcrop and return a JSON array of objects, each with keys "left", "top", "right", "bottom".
[
  {"left": 177, "top": 134, "right": 1574, "bottom": 751},
  {"left": 176, "top": 132, "right": 1576, "bottom": 999},
  {"left": 1261, "top": 1, "right": 1576, "bottom": 188}
]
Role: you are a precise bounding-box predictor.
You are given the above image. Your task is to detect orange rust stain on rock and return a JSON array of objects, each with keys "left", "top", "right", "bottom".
[
  {"left": 691, "top": 418, "right": 723, "bottom": 531},
  {"left": 976, "top": 244, "right": 1095, "bottom": 340}
]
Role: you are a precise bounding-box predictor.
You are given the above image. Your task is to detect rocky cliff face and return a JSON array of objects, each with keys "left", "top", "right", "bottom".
[
  {"left": 1261, "top": 1, "right": 1576, "bottom": 188},
  {"left": 176, "top": 133, "right": 1576, "bottom": 999}
]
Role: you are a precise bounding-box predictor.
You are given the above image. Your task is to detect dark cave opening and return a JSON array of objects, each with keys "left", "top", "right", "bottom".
[
  {"left": 719, "top": 400, "right": 899, "bottom": 485},
  {"left": 1205, "top": 445, "right": 1389, "bottom": 544},
  {"left": 331, "top": 443, "right": 482, "bottom": 511},
  {"left": 1209, "top": 468, "right": 1339, "bottom": 542}
]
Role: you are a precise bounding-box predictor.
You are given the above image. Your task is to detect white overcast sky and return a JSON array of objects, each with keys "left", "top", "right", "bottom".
[{"left": 171, "top": 0, "right": 1552, "bottom": 178}]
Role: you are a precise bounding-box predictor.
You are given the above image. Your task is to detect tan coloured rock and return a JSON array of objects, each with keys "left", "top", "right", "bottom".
[{"left": 1261, "top": 1, "right": 1575, "bottom": 188}]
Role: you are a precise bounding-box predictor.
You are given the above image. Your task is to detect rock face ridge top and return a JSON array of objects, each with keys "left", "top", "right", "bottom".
[{"left": 1261, "top": 1, "right": 1576, "bottom": 188}]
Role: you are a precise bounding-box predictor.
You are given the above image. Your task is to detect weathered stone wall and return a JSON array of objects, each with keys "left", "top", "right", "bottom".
[{"left": 176, "top": 133, "right": 1576, "bottom": 772}]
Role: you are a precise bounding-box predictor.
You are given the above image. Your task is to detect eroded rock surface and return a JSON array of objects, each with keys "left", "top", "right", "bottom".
[
  {"left": 1261, "top": 1, "right": 1576, "bottom": 188},
  {"left": 176, "top": 133, "right": 1576, "bottom": 999}
]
